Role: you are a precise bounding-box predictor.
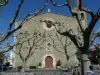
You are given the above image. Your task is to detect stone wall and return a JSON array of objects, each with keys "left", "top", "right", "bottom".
[{"left": 11, "top": 12, "right": 79, "bottom": 68}]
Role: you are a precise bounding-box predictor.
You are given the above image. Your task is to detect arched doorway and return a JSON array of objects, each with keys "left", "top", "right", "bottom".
[{"left": 45, "top": 56, "right": 53, "bottom": 68}]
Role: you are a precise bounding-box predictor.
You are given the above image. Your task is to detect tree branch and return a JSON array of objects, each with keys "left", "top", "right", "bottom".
[
  {"left": 57, "top": 29, "right": 79, "bottom": 49},
  {"left": 48, "top": 33, "right": 65, "bottom": 54},
  {"left": 86, "top": 8, "right": 100, "bottom": 35},
  {"left": 75, "top": 13, "right": 84, "bottom": 32},
  {"left": 0, "top": 0, "right": 48, "bottom": 43},
  {"left": 50, "top": 0, "right": 67, "bottom": 7},
  {"left": 79, "top": 0, "right": 82, "bottom": 10},
  {"left": 50, "top": 0, "right": 72, "bottom": 14},
  {"left": 0, "top": 42, "right": 19, "bottom": 53},
  {"left": 81, "top": 7, "right": 94, "bottom": 18},
  {"left": 29, "top": 0, "right": 48, "bottom": 19},
  {"left": 0, "top": 0, "right": 24, "bottom": 42},
  {"left": 8, "top": 0, "right": 24, "bottom": 31},
  {"left": 84, "top": 9, "right": 100, "bottom": 47}
]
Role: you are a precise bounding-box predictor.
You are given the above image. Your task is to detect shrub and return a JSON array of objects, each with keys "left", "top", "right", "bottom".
[
  {"left": 38, "top": 62, "right": 42, "bottom": 66},
  {"left": 56, "top": 60, "right": 61, "bottom": 66}
]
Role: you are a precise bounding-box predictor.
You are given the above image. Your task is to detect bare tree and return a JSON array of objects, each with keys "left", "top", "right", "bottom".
[
  {"left": 40, "top": 0, "right": 100, "bottom": 75},
  {"left": 13, "top": 30, "right": 46, "bottom": 71},
  {"left": 0, "top": 0, "right": 48, "bottom": 53},
  {"left": 48, "top": 32, "right": 72, "bottom": 60},
  {"left": 0, "top": 0, "right": 25, "bottom": 42},
  {"left": 91, "top": 29, "right": 100, "bottom": 64},
  {"left": 91, "top": 28, "right": 100, "bottom": 45},
  {"left": 49, "top": 0, "right": 100, "bottom": 53}
]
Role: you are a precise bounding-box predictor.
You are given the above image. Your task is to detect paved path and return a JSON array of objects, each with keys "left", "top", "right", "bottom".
[
  {"left": 0, "top": 69, "right": 72, "bottom": 75},
  {"left": 0, "top": 69, "right": 100, "bottom": 75}
]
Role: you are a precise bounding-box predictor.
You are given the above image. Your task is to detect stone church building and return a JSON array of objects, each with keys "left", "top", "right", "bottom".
[{"left": 10, "top": 6, "right": 87, "bottom": 68}]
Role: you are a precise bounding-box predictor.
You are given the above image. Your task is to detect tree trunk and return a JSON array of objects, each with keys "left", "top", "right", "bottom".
[
  {"left": 22, "top": 60, "right": 26, "bottom": 72},
  {"left": 81, "top": 54, "right": 91, "bottom": 75}
]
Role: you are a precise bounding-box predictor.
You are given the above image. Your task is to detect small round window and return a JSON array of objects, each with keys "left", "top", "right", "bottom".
[
  {"left": 43, "top": 20, "right": 55, "bottom": 31},
  {"left": 46, "top": 24, "right": 52, "bottom": 28}
]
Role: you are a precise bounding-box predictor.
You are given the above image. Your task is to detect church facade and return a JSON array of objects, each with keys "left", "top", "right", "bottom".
[{"left": 10, "top": 10, "right": 86, "bottom": 68}]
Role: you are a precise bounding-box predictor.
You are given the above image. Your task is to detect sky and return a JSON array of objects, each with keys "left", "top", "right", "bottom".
[
  {"left": 0, "top": 0, "right": 100, "bottom": 55},
  {"left": 0, "top": 0, "right": 100, "bottom": 32}
]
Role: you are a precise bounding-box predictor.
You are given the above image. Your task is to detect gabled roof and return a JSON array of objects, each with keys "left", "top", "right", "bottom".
[
  {"left": 35, "top": 12, "right": 72, "bottom": 18},
  {"left": 16, "top": 12, "right": 74, "bottom": 22}
]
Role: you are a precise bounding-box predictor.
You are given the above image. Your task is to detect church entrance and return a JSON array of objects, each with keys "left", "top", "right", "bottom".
[{"left": 45, "top": 56, "right": 53, "bottom": 68}]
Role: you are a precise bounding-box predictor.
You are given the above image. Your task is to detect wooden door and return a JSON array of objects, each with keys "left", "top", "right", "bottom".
[{"left": 45, "top": 56, "right": 53, "bottom": 68}]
